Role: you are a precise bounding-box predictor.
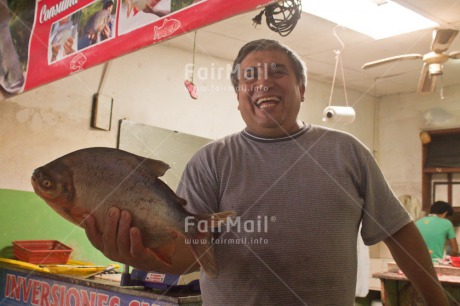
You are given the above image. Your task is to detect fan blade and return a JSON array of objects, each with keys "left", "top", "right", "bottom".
[
  {"left": 431, "top": 28, "right": 459, "bottom": 53},
  {"left": 449, "top": 51, "right": 460, "bottom": 59},
  {"left": 417, "top": 64, "right": 437, "bottom": 94},
  {"left": 362, "top": 54, "right": 422, "bottom": 69}
]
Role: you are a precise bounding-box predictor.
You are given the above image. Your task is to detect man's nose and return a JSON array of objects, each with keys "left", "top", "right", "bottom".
[{"left": 254, "top": 71, "right": 274, "bottom": 91}]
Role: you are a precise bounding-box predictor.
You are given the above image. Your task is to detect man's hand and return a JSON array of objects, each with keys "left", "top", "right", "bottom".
[
  {"left": 83, "top": 207, "right": 199, "bottom": 274},
  {"left": 101, "top": 25, "right": 111, "bottom": 41},
  {"left": 84, "top": 207, "right": 165, "bottom": 271},
  {"left": 51, "top": 43, "right": 60, "bottom": 62},
  {"left": 51, "top": 37, "right": 75, "bottom": 62},
  {"left": 62, "top": 37, "right": 75, "bottom": 55}
]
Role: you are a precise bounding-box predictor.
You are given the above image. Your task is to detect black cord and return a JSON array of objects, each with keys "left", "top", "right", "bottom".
[
  {"left": 252, "top": 10, "right": 265, "bottom": 26},
  {"left": 252, "top": 0, "right": 302, "bottom": 37}
]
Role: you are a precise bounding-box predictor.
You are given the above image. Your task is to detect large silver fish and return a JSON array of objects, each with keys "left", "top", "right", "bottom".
[
  {"left": 51, "top": 22, "right": 76, "bottom": 49},
  {"left": 85, "top": 10, "right": 111, "bottom": 39},
  {"left": 31, "top": 147, "right": 235, "bottom": 278}
]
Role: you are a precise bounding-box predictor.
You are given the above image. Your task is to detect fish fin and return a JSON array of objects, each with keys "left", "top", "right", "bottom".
[
  {"left": 196, "top": 210, "right": 237, "bottom": 229},
  {"left": 151, "top": 241, "right": 176, "bottom": 266},
  {"left": 187, "top": 231, "right": 217, "bottom": 278},
  {"left": 144, "top": 158, "right": 170, "bottom": 177},
  {"left": 133, "top": 7, "right": 140, "bottom": 16},
  {"left": 178, "top": 197, "right": 187, "bottom": 206},
  {"left": 187, "top": 210, "right": 237, "bottom": 278}
]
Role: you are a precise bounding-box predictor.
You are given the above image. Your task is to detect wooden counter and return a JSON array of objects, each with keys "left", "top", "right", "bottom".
[
  {"left": 0, "top": 262, "right": 202, "bottom": 305},
  {"left": 373, "top": 263, "right": 460, "bottom": 305}
]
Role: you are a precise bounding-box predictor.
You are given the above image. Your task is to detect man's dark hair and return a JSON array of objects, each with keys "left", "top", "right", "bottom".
[
  {"left": 230, "top": 39, "right": 307, "bottom": 91},
  {"left": 104, "top": 1, "right": 114, "bottom": 9},
  {"left": 430, "top": 201, "right": 453, "bottom": 216}
]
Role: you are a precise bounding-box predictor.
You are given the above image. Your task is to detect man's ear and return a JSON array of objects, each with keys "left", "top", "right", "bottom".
[
  {"left": 236, "top": 91, "right": 241, "bottom": 110},
  {"left": 300, "top": 84, "right": 306, "bottom": 102}
]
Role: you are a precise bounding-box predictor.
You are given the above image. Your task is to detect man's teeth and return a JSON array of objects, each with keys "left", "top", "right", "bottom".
[{"left": 256, "top": 96, "right": 280, "bottom": 106}]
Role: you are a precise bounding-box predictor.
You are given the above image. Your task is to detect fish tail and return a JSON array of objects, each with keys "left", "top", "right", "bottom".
[
  {"left": 187, "top": 210, "right": 236, "bottom": 278},
  {"left": 197, "top": 210, "right": 237, "bottom": 229},
  {"left": 187, "top": 230, "right": 217, "bottom": 278}
]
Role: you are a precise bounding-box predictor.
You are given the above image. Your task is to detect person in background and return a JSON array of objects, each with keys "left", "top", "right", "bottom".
[
  {"left": 84, "top": 39, "right": 449, "bottom": 305},
  {"left": 416, "top": 201, "right": 459, "bottom": 261},
  {"left": 100, "top": 0, "right": 114, "bottom": 41},
  {"left": 78, "top": 1, "right": 114, "bottom": 49},
  {"left": 50, "top": 16, "right": 76, "bottom": 62}
]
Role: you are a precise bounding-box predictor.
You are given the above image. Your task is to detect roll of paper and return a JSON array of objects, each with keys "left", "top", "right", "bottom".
[{"left": 322, "top": 106, "right": 356, "bottom": 124}]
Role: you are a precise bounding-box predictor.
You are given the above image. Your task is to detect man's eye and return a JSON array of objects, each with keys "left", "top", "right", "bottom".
[
  {"left": 243, "top": 68, "right": 257, "bottom": 81},
  {"left": 270, "top": 68, "right": 285, "bottom": 77}
]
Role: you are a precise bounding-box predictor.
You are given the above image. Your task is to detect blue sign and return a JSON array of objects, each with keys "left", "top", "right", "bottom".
[{"left": 0, "top": 268, "right": 200, "bottom": 305}]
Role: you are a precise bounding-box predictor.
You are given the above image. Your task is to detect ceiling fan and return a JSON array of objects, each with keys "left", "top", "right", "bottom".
[{"left": 362, "top": 28, "right": 460, "bottom": 94}]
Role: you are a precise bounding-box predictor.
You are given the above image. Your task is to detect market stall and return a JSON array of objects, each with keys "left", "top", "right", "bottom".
[{"left": 374, "top": 262, "right": 460, "bottom": 305}]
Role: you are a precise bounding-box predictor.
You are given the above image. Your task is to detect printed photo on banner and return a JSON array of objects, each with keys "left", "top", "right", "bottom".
[
  {"left": 118, "top": 0, "right": 205, "bottom": 35},
  {"left": 0, "top": 0, "right": 35, "bottom": 94},
  {"left": 49, "top": 13, "right": 79, "bottom": 63},
  {"left": 48, "top": 0, "right": 118, "bottom": 64}
]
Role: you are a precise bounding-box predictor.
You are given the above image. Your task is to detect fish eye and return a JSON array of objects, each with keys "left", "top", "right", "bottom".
[{"left": 41, "top": 179, "right": 53, "bottom": 189}]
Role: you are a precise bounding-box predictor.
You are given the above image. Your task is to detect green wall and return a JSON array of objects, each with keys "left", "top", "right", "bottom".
[{"left": 0, "top": 189, "right": 112, "bottom": 265}]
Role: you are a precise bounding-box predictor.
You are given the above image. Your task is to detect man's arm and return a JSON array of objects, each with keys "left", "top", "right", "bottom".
[
  {"left": 448, "top": 238, "right": 459, "bottom": 257},
  {"left": 384, "top": 222, "right": 449, "bottom": 305},
  {"left": 84, "top": 207, "right": 199, "bottom": 274}
]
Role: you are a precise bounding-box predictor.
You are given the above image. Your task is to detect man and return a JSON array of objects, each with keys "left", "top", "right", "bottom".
[
  {"left": 78, "top": 1, "right": 114, "bottom": 49},
  {"left": 100, "top": 1, "right": 114, "bottom": 41},
  {"left": 84, "top": 39, "right": 448, "bottom": 305},
  {"left": 416, "top": 201, "right": 458, "bottom": 261},
  {"left": 50, "top": 16, "right": 76, "bottom": 62}
]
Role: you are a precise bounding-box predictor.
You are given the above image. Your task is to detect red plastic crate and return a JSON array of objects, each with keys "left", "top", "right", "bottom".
[
  {"left": 12, "top": 240, "right": 73, "bottom": 264},
  {"left": 451, "top": 256, "right": 460, "bottom": 268}
]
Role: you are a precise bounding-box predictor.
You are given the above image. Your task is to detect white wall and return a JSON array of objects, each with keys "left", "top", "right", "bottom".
[
  {"left": 0, "top": 43, "right": 376, "bottom": 192},
  {"left": 378, "top": 85, "right": 460, "bottom": 201}
]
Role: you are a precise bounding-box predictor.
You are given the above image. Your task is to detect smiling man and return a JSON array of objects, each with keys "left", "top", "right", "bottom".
[
  {"left": 232, "top": 43, "right": 306, "bottom": 139},
  {"left": 85, "top": 39, "right": 449, "bottom": 305}
]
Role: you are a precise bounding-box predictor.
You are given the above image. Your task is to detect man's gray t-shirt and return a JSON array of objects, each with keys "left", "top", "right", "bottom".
[{"left": 177, "top": 124, "right": 411, "bottom": 305}]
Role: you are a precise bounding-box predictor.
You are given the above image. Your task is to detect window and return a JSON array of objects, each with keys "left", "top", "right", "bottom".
[{"left": 422, "top": 128, "right": 460, "bottom": 225}]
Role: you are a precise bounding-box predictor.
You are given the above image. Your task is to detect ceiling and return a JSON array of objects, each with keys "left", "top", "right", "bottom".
[{"left": 163, "top": 0, "right": 460, "bottom": 97}]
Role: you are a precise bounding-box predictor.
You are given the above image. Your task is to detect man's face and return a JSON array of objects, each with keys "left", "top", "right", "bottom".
[{"left": 236, "top": 50, "right": 305, "bottom": 138}]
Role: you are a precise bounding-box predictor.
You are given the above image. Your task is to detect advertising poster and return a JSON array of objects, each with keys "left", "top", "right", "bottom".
[{"left": 0, "top": 0, "right": 275, "bottom": 95}]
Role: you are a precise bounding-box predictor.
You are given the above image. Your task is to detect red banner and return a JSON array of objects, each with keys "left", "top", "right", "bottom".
[{"left": 0, "top": 0, "right": 275, "bottom": 95}]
